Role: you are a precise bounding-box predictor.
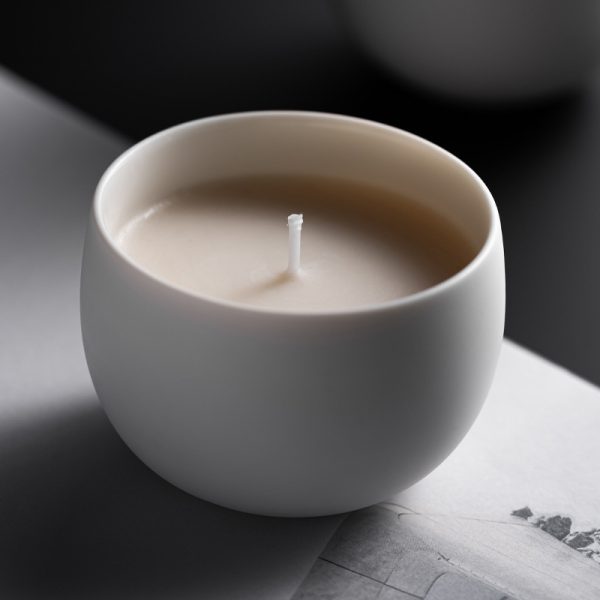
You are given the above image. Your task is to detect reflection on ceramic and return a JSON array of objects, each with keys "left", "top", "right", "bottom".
[{"left": 335, "top": 0, "right": 600, "bottom": 101}]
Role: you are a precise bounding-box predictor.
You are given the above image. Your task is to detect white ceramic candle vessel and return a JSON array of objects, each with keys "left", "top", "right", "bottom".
[{"left": 81, "top": 112, "right": 505, "bottom": 517}]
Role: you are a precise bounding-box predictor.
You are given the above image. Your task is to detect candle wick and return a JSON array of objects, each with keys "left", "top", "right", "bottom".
[{"left": 287, "top": 213, "right": 303, "bottom": 276}]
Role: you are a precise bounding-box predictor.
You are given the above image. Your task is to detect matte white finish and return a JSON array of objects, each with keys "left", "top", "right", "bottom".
[
  {"left": 80, "top": 112, "right": 505, "bottom": 517},
  {"left": 335, "top": 0, "right": 600, "bottom": 101}
]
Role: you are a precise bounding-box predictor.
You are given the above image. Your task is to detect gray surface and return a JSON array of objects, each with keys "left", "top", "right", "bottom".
[{"left": 0, "top": 69, "right": 340, "bottom": 599}]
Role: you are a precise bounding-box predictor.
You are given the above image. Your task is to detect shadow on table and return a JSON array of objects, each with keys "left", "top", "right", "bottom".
[{"left": 0, "top": 399, "right": 338, "bottom": 600}]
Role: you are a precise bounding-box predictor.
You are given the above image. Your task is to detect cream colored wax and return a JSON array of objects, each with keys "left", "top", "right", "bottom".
[{"left": 117, "top": 175, "right": 475, "bottom": 311}]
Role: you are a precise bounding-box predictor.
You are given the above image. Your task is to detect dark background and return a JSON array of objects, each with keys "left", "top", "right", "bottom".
[{"left": 1, "top": 0, "right": 599, "bottom": 384}]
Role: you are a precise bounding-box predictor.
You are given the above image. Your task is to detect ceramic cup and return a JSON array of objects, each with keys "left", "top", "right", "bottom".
[
  {"left": 334, "top": 0, "right": 600, "bottom": 101},
  {"left": 80, "top": 112, "right": 505, "bottom": 517}
]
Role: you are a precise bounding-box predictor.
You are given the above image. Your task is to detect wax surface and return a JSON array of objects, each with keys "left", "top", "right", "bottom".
[{"left": 117, "top": 176, "right": 476, "bottom": 311}]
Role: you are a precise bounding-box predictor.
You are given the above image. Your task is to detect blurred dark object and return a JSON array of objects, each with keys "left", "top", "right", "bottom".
[{"left": 334, "top": 0, "right": 600, "bottom": 103}]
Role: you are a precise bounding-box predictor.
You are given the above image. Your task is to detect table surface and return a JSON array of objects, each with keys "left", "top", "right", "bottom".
[
  {"left": 2, "top": 1, "right": 598, "bottom": 385},
  {"left": 4, "top": 78, "right": 596, "bottom": 600}
]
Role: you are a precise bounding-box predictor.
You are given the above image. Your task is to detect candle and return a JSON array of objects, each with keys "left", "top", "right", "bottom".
[
  {"left": 116, "top": 175, "right": 475, "bottom": 311},
  {"left": 81, "top": 112, "right": 504, "bottom": 516}
]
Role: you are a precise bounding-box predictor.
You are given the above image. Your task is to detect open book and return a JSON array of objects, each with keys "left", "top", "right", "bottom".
[{"left": 293, "top": 341, "right": 600, "bottom": 600}]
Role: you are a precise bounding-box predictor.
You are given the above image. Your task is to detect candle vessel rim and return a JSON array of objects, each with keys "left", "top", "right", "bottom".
[{"left": 92, "top": 110, "right": 500, "bottom": 318}]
